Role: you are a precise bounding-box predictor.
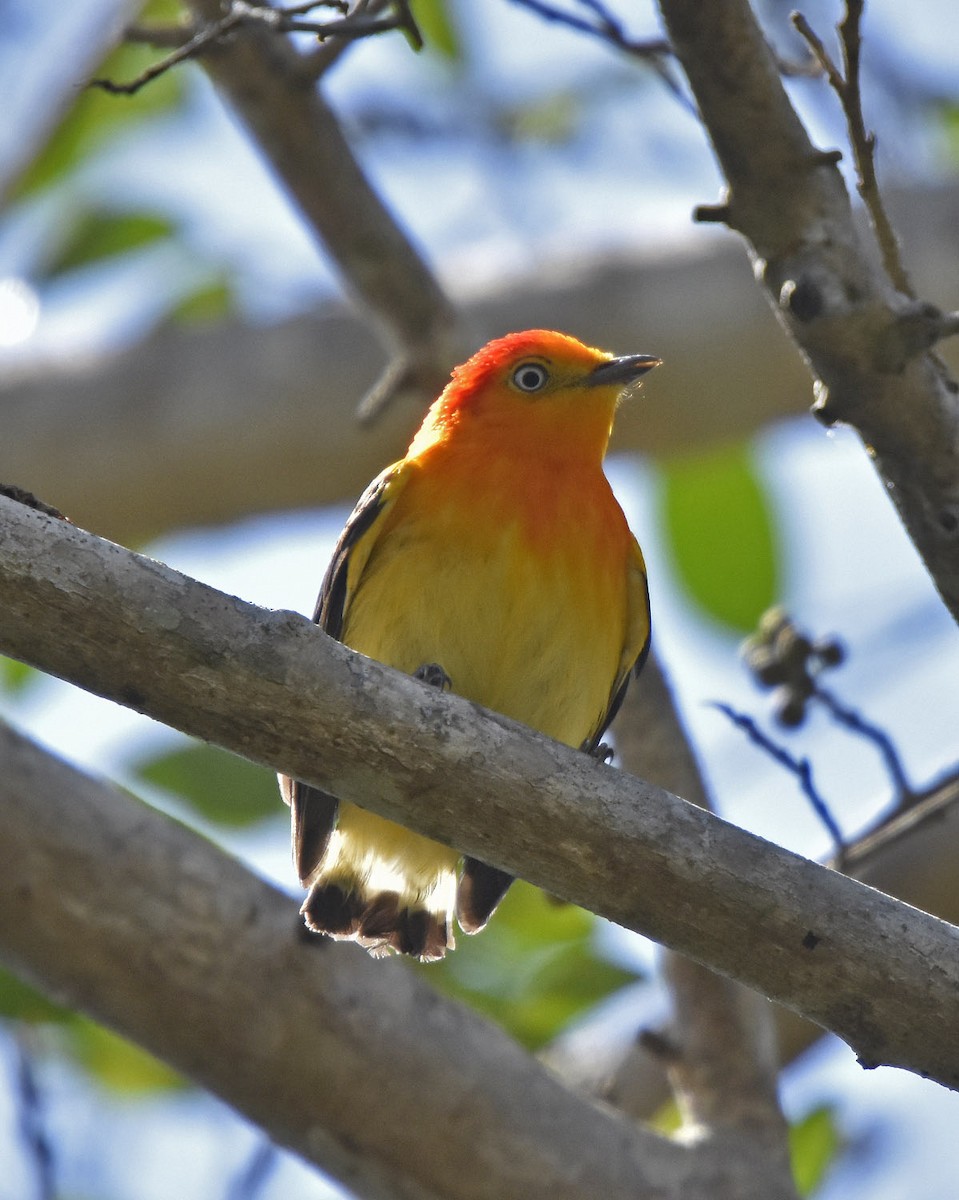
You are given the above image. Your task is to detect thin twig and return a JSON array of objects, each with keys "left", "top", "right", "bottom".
[
  {"left": 126, "top": 2, "right": 349, "bottom": 48},
  {"left": 93, "top": 0, "right": 418, "bottom": 96},
  {"left": 301, "top": 0, "right": 390, "bottom": 76},
  {"left": 224, "top": 1138, "right": 278, "bottom": 1200},
  {"left": 92, "top": 15, "right": 230, "bottom": 94},
  {"left": 812, "top": 684, "right": 914, "bottom": 802},
  {"left": 125, "top": 22, "right": 197, "bottom": 49},
  {"left": 791, "top": 3, "right": 914, "bottom": 297},
  {"left": 13, "top": 1029, "right": 56, "bottom": 1200},
  {"left": 508, "top": 0, "right": 689, "bottom": 108},
  {"left": 712, "top": 702, "right": 846, "bottom": 860}
]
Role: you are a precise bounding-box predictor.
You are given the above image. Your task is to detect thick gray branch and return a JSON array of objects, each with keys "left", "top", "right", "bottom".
[
  {"left": 657, "top": 0, "right": 959, "bottom": 622},
  {"left": 2, "top": 495, "right": 959, "bottom": 1091},
  {"left": 3, "top": 184, "right": 957, "bottom": 544},
  {"left": 0, "top": 720, "right": 700, "bottom": 1200},
  {"left": 0, "top": 244, "right": 786, "bottom": 541},
  {"left": 616, "top": 659, "right": 796, "bottom": 1194}
]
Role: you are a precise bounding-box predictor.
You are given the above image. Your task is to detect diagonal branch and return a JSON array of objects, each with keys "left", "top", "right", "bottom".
[
  {"left": 656, "top": 0, "right": 959, "bottom": 626},
  {"left": 2, "top": 494, "right": 959, "bottom": 1092},
  {"left": 0, "top": 720, "right": 695, "bottom": 1200},
  {"left": 176, "top": 0, "right": 462, "bottom": 413},
  {"left": 615, "top": 660, "right": 795, "bottom": 1193},
  {"left": 94, "top": 2, "right": 422, "bottom": 96}
]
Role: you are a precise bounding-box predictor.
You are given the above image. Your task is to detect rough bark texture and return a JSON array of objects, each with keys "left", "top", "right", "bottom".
[
  {"left": 658, "top": 0, "right": 959, "bottom": 621},
  {"left": 2, "top": 495, "right": 959, "bottom": 1093},
  {"left": 614, "top": 656, "right": 796, "bottom": 1193},
  {"left": 0, "top": 721, "right": 703, "bottom": 1200}
]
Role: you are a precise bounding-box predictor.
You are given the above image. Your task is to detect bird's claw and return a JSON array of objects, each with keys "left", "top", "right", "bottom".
[
  {"left": 414, "top": 662, "right": 452, "bottom": 692},
  {"left": 589, "top": 741, "right": 615, "bottom": 764}
]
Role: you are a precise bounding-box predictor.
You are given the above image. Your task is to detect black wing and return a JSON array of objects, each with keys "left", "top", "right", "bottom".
[{"left": 282, "top": 467, "right": 400, "bottom": 885}]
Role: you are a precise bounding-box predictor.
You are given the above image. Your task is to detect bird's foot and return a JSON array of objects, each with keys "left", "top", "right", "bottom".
[
  {"left": 414, "top": 662, "right": 452, "bottom": 692},
  {"left": 589, "top": 741, "right": 615, "bottom": 764}
]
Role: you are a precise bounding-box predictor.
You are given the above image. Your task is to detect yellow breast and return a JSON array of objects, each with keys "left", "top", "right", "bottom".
[{"left": 341, "top": 445, "right": 634, "bottom": 747}]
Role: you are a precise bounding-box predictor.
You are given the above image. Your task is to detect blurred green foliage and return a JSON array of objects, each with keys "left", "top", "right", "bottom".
[
  {"left": 499, "top": 90, "right": 582, "bottom": 144},
  {"left": 421, "top": 882, "right": 642, "bottom": 1050},
  {"left": 36, "top": 209, "right": 176, "bottom": 280},
  {"left": 133, "top": 740, "right": 279, "bottom": 828},
  {"left": 170, "top": 274, "right": 235, "bottom": 324},
  {"left": 0, "top": 655, "right": 37, "bottom": 694},
  {"left": 0, "top": 967, "right": 183, "bottom": 1093},
  {"left": 0, "top": 967, "right": 71, "bottom": 1024},
  {"left": 68, "top": 1021, "right": 184, "bottom": 1094},
  {"left": 659, "top": 442, "right": 781, "bottom": 633},
  {"left": 410, "top": 0, "right": 463, "bottom": 61},
  {"left": 790, "top": 1104, "right": 842, "bottom": 1196},
  {"left": 7, "top": 0, "right": 234, "bottom": 325},
  {"left": 941, "top": 102, "right": 959, "bottom": 166},
  {"left": 13, "top": 0, "right": 187, "bottom": 200}
]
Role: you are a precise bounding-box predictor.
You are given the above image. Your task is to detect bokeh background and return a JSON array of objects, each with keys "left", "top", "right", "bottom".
[{"left": 1, "top": 1, "right": 958, "bottom": 1196}]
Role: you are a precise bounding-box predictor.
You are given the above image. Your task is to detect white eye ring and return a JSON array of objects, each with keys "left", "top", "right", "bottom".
[{"left": 511, "top": 361, "right": 550, "bottom": 393}]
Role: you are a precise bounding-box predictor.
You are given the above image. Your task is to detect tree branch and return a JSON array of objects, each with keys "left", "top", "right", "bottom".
[
  {"left": 4, "top": 181, "right": 957, "bottom": 543},
  {"left": 177, "top": 0, "right": 461, "bottom": 412},
  {"left": 2, "top": 495, "right": 959, "bottom": 1092},
  {"left": 657, "top": 0, "right": 959, "bottom": 625},
  {"left": 0, "top": 720, "right": 697, "bottom": 1200},
  {"left": 615, "top": 659, "right": 796, "bottom": 1194},
  {"left": 93, "top": 3, "right": 422, "bottom": 96}
]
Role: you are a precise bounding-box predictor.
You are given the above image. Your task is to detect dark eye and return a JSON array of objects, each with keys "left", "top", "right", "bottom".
[{"left": 511, "top": 361, "right": 550, "bottom": 393}]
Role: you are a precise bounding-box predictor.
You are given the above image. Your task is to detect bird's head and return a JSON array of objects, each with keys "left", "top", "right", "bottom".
[{"left": 408, "top": 330, "right": 660, "bottom": 463}]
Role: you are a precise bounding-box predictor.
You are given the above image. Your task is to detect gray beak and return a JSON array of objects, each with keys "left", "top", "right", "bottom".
[{"left": 586, "top": 354, "right": 662, "bottom": 387}]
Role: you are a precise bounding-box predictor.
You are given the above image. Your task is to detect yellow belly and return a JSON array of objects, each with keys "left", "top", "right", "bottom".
[
  {"left": 342, "top": 464, "right": 630, "bottom": 748},
  {"left": 314, "top": 451, "right": 635, "bottom": 950}
]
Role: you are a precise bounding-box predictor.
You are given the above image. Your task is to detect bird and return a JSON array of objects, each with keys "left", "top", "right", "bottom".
[{"left": 278, "top": 330, "right": 659, "bottom": 961}]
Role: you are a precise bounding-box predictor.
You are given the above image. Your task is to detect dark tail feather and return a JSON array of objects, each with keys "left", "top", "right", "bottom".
[
  {"left": 456, "top": 858, "right": 514, "bottom": 934},
  {"left": 302, "top": 882, "right": 362, "bottom": 936},
  {"left": 302, "top": 884, "right": 451, "bottom": 962},
  {"left": 285, "top": 780, "right": 339, "bottom": 884}
]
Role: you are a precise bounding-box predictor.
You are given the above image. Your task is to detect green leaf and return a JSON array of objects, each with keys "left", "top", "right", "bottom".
[
  {"left": 38, "top": 209, "right": 175, "bottom": 280},
  {"left": 0, "top": 654, "right": 38, "bottom": 694},
  {"left": 940, "top": 102, "right": 959, "bottom": 168},
  {"left": 790, "top": 1104, "right": 843, "bottom": 1196},
  {"left": 420, "top": 883, "right": 642, "bottom": 1049},
  {"left": 133, "top": 741, "right": 278, "bottom": 828},
  {"left": 14, "top": 19, "right": 186, "bottom": 199},
  {"left": 0, "top": 967, "right": 71, "bottom": 1023},
  {"left": 170, "top": 275, "right": 234, "bottom": 324},
  {"left": 67, "top": 1020, "right": 185, "bottom": 1094},
  {"left": 141, "top": 0, "right": 189, "bottom": 20},
  {"left": 659, "top": 442, "right": 781, "bottom": 633},
  {"left": 409, "top": 0, "right": 463, "bottom": 60}
]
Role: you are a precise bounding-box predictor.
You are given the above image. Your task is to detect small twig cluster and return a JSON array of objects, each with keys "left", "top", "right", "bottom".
[
  {"left": 740, "top": 607, "right": 844, "bottom": 729},
  {"left": 718, "top": 609, "right": 920, "bottom": 861},
  {"left": 791, "top": 0, "right": 914, "bottom": 298},
  {"left": 91, "top": 1, "right": 422, "bottom": 96},
  {"left": 742, "top": 610, "right": 913, "bottom": 800}
]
